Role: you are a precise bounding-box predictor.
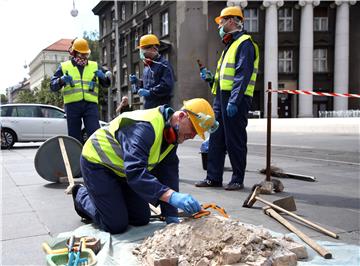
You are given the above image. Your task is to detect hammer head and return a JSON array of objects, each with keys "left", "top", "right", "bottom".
[{"left": 242, "top": 185, "right": 261, "bottom": 208}]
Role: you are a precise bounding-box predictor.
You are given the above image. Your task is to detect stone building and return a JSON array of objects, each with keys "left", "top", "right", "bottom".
[{"left": 93, "top": 0, "right": 359, "bottom": 118}]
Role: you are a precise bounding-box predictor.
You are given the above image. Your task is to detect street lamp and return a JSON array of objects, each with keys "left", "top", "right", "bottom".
[{"left": 71, "top": 0, "right": 78, "bottom": 17}]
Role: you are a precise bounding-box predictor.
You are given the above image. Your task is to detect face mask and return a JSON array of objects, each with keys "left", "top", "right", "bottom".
[
  {"left": 139, "top": 49, "right": 146, "bottom": 60},
  {"left": 218, "top": 19, "right": 230, "bottom": 39}
]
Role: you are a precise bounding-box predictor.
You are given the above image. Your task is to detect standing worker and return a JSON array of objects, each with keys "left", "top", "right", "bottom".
[
  {"left": 71, "top": 98, "right": 219, "bottom": 234},
  {"left": 195, "top": 6, "right": 259, "bottom": 190},
  {"left": 50, "top": 38, "right": 111, "bottom": 143},
  {"left": 129, "top": 34, "right": 174, "bottom": 109}
]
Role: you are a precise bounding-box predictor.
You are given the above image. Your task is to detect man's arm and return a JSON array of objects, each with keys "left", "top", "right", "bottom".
[
  {"left": 97, "top": 66, "right": 111, "bottom": 88},
  {"left": 229, "top": 40, "right": 255, "bottom": 105},
  {"left": 50, "top": 64, "right": 65, "bottom": 92},
  {"left": 118, "top": 122, "right": 172, "bottom": 206}
]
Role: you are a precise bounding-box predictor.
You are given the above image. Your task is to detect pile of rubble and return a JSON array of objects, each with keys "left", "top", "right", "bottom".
[{"left": 133, "top": 216, "right": 308, "bottom": 266}]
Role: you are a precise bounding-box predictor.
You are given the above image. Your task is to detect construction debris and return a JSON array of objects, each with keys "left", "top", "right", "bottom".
[{"left": 133, "top": 216, "right": 308, "bottom": 266}]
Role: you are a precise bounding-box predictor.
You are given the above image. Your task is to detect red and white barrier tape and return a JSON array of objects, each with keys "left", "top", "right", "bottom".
[{"left": 267, "top": 89, "right": 360, "bottom": 98}]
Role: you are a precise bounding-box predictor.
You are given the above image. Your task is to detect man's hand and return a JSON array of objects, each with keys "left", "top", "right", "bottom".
[
  {"left": 169, "top": 192, "right": 201, "bottom": 214},
  {"left": 60, "top": 74, "right": 73, "bottom": 85},
  {"left": 200, "top": 68, "right": 214, "bottom": 82},
  {"left": 226, "top": 103, "right": 238, "bottom": 117},
  {"left": 129, "top": 74, "right": 138, "bottom": 85},
  {"left": 165, "top": 216, "right": 180, "bottom": 224},
  {"left": 94, "top": 70, "right": 106, "bottom": 79},
  {"left": 138, "top": 88, "right": 150, "bottom": 97}
]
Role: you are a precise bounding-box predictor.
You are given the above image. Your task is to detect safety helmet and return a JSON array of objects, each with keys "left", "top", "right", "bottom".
[
  {"left": 215, "top": 6, "right": 244, "bottom": 24},
  {"left": 182, "top": 98, "right": 219, "bottom": 140},
  {"left": 137, "top": 34, "right": 160, "bottom": 49},
  {"left": 72, "top": 38, "right": 91, "bottom": 54}
]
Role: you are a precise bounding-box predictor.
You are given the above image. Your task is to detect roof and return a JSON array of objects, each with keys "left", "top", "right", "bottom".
[{"left": 44, "top": 39, "right": 73, "bottom": 52}]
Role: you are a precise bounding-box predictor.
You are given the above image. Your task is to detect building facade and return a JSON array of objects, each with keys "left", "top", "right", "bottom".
[
  {"left": 93, "top": 0, "right": 359, "bottom": 118},
  {"left": 29, "top": 39, "right": 72, "bottom": 90}
]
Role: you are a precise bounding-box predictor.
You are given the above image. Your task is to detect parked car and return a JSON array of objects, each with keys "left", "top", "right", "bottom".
[{"left": 1, "top": 103, "right": 108, "bottom": 149}]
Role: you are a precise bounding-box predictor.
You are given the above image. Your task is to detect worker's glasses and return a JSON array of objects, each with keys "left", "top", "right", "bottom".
[{"left": 184, "top": 109, "right": 219, "bottom": 134}]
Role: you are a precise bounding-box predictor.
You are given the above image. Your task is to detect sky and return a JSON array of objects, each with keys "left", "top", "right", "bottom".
[{"left": 0, "top": 0, "right": 101, "bottom": 94}]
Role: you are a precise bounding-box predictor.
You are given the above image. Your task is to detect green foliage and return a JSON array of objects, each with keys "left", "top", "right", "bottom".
[
  {"left": 0, "top": 94, "right": 8, "bottom": 104},
  {"left": 34, "top": 76, "right": 63, "bottom": 107},
  {"left": 14, "top": 89, "right": 36, "bottom": 103},
  {"left": 83, "top": 31, "right": 99, "bottom": 62}
]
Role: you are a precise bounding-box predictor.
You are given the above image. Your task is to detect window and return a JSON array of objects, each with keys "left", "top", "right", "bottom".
[
  {"left": 41, "top": 107, "right": 64, "bottom": 118},
  {"left": 132, "top": 2, "right": 137, "bottom": 15},
  {"left": 162, "top": 51, "right": 169, "bottom": 61},
  {"left": 14, "top": 106, "right": 40, "bottom": 117},
  {"left": 121, "top": 4, "right": 126, "bottom": 21},
  {"left": 110, "top": 39, "right": 115, "bottom": 61},
  {"left": 111, "top": 9, "right": 115, "bottom": 30},
  {"left": 146, "top": 22, "right": 152, "bottom": 34},
  {"left": 134, "top": 63, "right": 140, "bottom": 77},
  {"left": 145, "top": 0, "right": 151, "bottom": 5},
  {"left": 0, "top": 106, "right": 9, "bottom": 116},
  {"left": 278, "top": 50, "right": 293, "bottom": 73},
  {"left": 314, "top": 7, "right": 328, "bottom": 31},
  {"left": 101, "top": 17, "right": 107, "bottom": 36},
  {"left": 121, "top": 36, "right": 127, "bottom": 56},
  {"left": 102, "top": 47, "right": 107, "bottom": 64},
  {"left": 133, "top": 30, "right": 139, "bottom": 50},
  {"left": 278, "top": 7, "right": 293, "bottom": 32},
  {"left": 244, "top": 9, "right": 258, "bottom": 32},
  {"left": 122, "top": 66, "right": 128, "bottom": 86},
  {"left": 161, "top": 11, "right": 169, "bottom": 36},
  {"left": 314, "top": 49, "right": 327, "bottom": 72}
]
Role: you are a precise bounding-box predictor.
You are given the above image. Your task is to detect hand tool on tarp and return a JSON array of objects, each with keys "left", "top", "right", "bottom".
[
  {"left": 150, "top": 203, "right": 229, "bottom": 220},
  {"left": 263, "top": 206, "right": 332, "bottom": 259},
  {"left": 243, "top": 185, "right": 339, "bottom": 239}
]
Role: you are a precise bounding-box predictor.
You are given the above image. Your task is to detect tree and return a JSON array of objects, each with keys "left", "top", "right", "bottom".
[
  {"left": 34, "top": 76, "right": 63, "bottom": 107},
  {"left": 83, "top": 31, "right": 99, "bottom": 62},
  {"left": 0, "top": 94, "right": 7, "bottom": 104},
  {"left": 14, "top": 89, "right": 36, "bottom": 103}
]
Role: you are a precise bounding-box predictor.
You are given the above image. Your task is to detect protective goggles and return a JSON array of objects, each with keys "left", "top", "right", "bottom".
[{"left": 183, "top": 109, "right": 219, "bottom": 134}]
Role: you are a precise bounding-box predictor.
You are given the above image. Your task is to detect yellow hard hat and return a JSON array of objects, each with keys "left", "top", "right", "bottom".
[
  {"left": 72, "top": 38, "right": 91, "bottom": 54},
  {"left": 182, "top": 98, "right": 219, "bottom": 140},
  {"left": 215, "top": 6, "right": 244, "bottom": 24},
  {"left": 137, "top": 34, "right": 160, "bottom": 49}
]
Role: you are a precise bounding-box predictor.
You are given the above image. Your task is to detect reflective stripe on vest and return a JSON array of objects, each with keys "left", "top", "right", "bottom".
[
  {"left": 211, "top": 34, "right": 260, "bottom": 97},
  {"left": 82, "top": 107, "right": 175, "bottom": 178},
  {"left": 60, "top": 60, "right": 99, "bottom": 104}
]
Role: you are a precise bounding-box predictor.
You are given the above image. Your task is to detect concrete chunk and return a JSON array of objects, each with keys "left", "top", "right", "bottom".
[
  {"left": 271, "top": 249, "right": 297, "bottom": 266},
  {"left": 145, "top": 254, "right": 178, "bottom": 266}
]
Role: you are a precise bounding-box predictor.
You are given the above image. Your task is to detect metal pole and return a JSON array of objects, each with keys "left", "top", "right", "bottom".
[
  {"left": 112, "top": 0, "right": 122, "bottom": 120},
  {"left": 266, "top": 82, "right": 272, "bottom": 181}
]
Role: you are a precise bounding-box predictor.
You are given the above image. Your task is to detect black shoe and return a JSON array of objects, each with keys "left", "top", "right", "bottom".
[
  {"left": 224, "top": 182, "right": 244, "bottom": 191},
  {"left": 72, "top": 184, "right": 92, "bottom": 221},
  {"left": 195, "top": 179, "right": 222, "bottom": 187}
]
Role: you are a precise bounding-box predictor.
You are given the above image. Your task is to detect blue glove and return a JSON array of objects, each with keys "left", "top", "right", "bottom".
[
  {"left": 138, "top": 88, "right": 150, "bottom": 97},
  {"left": 169, "top": 192, "right": 201, "bottom": 215},
  {"left": 165, "top": 216, "right": 180, "bottom": 224},
  {"left": 227, "top": 103, "right": 238, "bottom": 117},
  {"left": 129, "top": 74, "right": 138, "bottom": 85},
  {"left": 60, "top": 74, "right": 73, "bottom": 85},
  {"left": 94, "top": 70, "right": 106, "bottom": 79},
  {"left": 200, "top": 68, "right": 213, "bottom": 82}
]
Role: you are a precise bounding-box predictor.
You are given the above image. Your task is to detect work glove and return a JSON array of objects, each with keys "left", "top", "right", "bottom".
[
  {"left": 169, "top": 192, "right": 201, "bottom": 215},
  {"left": 94, "top": 70, "right": 106, "bottom": 80},
  {"left": 226, "top": 103, "right": 238, "bottom": 117},
  {"left": 200, "top": 68, "right": 214, "bottom": 82},
  {"left": 165, "top": 216, "right": 180, "bottom": 224},
  {"left": 129, "top": 74, "right": 138, "bottom": 85},
  {"left": 138, "top": 88, "right": 150, "bottom": 97},
  {"left": 105, "top": 71, "right": 112, "bottom": 79},
  {"left": 60, "top": 74, "right": 73, "bottom": 86}
]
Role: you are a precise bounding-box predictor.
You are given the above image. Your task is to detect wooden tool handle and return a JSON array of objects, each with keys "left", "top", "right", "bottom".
[
  {"left": 257, "top": 196, "right": 338, "bottom": 239},
  {"left": 264, "top": 207, "right": 332, "bottom": 259},
  {"left": 59, "top": 138, "right": 75, "bottom": 194}
]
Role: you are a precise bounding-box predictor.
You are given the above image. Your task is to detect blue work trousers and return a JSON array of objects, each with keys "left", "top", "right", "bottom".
[
  {"left": 64, "top": 101, "right": 100, "bottom": 143},
  {"left": 76, "top": 156, "right": 150, "bottom": 234},
  {"left": 207, "top": 94, "right": 251, "bottom": 185}
]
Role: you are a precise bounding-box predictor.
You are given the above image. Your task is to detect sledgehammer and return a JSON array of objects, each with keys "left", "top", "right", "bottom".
[{"left": 243, "top": 186, "right": 339, "bottom": 239}]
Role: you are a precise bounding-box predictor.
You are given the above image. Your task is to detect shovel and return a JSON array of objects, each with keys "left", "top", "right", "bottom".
[{"left": 272, "top": 196, "right": 297, "bottom": 212}]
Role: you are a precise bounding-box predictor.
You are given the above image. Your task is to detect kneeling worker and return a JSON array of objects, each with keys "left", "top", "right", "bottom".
[{"left": 71, "top": 98, "right": 219, "bottom": 234}]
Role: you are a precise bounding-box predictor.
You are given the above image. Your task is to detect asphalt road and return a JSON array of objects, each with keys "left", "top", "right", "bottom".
[{"left": 1, "top": 130, "right": 359, "bottom": 265}]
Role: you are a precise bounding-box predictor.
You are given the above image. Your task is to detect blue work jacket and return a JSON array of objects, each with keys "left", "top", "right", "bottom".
[
  {"left": 116, "top": 105, "right": 179, "bottom": 217},
  {"left": 142, "top": 55, "right": 174, "bottom": 109}
]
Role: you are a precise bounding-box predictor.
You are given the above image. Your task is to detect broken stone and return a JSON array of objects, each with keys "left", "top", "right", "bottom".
[
  {"left": 280, "top": 239, "right": 308, "bottom": 259},
  {"left": 259, "top": 181, "right": 273, "bottom": 194},
  {"left": 270, "top": 249, "right": 297, "bottom": 266},
  {"left": 271, "top": 178, "right": 284, "bottom": 193},
  {"left": 145, "top": 254, "right": 178, "bottom": 266},
  {"left": 222, "top": 246, "right": 242, "bottom": 264},
  {"left": 195, "top": 257, "right": 210, "bottom": 266}
]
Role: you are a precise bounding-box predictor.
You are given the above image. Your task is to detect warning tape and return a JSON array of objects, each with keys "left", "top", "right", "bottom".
[{"left": 267, "top": 89, "right": 360, "bottom": 98}]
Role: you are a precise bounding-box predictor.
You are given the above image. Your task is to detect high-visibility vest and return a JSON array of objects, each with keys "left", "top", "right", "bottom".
[
  {"left": 82, "top": 107, "right": 175, "bottom": 178},
  {"left": 60, "top": 60, "right": 99, "bottom": 104},
  {"left": 211, "top": 34, "right": 259, "bottom": 97}
]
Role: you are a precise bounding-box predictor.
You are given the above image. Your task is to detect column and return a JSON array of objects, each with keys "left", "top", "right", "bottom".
[
  {"left": 263, "top": 1, "right": 283, "bottom": 117},
  {"left": 298, "top": 0, "right": 319, "bottom": 118},
  {"left": 333, "top": 1, "right": 355, "bottom": 111}
]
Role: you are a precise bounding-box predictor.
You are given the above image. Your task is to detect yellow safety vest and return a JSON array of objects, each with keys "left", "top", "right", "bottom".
[
  {"left": 212, "top": 34, "right": 259, "bottom": 97},
  {"left": 60, "top": 60, "right": 99, "bottom": 104},
  {"left": 82, "top": 107, "right": 175, "bottom": 178}
]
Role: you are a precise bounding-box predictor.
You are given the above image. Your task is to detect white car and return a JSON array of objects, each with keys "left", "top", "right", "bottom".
[{"left": 1, "top": 103, "right": 108, "bottom": 149}]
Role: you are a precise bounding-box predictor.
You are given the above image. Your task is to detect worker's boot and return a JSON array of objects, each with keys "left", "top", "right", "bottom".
[
  {"left": 71, "top": 184, "right": 92, "bottom": 222},
  {"left": 224, "top": 182, "right": 244, "bottom": 191},
  {"left": 195, "top": 179, "right": 222, "bottom": 188}
]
